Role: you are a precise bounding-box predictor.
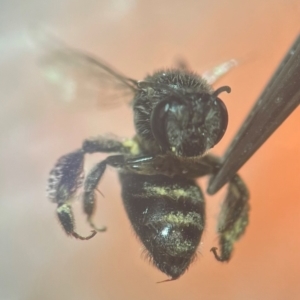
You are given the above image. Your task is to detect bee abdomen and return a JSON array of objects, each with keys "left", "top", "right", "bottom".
[{"left": 119, "top": 172, "right": 205, "bottom": 279}]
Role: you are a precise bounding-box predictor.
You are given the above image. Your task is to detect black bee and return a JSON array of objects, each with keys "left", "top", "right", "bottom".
[{"left": 44, "top": 39, "right": 249, "bottom": 280}]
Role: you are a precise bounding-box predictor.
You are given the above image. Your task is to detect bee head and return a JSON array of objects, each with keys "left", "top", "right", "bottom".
[{"left": 150, "top": 86, "right": 230, "bottom": 157}]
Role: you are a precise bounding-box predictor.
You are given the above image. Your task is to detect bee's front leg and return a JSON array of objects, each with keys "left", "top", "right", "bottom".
[
  {"left": 82, "top": 155, "right": 126, "bottom": 232},
  {"left": 82, "top": 154, "right": 159, "bottom": 229}
]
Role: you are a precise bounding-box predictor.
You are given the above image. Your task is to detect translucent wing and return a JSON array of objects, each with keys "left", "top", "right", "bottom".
[
  {"left": 31, "top": 31, "right": 138, "bottom": 109},
  {"left": 202, "top": 59, "right": 238, "bottom": 85}
]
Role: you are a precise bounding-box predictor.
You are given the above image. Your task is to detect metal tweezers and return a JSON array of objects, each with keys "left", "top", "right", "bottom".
[{"left": 208, "top": 34, "right": 300, "bottom": 194}]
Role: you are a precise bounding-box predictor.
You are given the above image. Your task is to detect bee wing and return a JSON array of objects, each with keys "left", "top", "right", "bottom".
[
  {"left": 32, "top": 31, "right": 138, "bottom": 109},
  {"left": 202, "top": 59, "right": 238, "bottom": 85},
  {"left": 208, "top": 34, "right": 300, "bottom": 194}
]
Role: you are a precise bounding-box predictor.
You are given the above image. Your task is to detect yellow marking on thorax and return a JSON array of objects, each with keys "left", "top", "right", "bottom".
[{"left": 122, "top": 139, "right": 140, "bottom": 155}]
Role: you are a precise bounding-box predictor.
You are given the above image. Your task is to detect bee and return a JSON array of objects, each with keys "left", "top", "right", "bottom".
[{"left": 44, "top": 38, "right": 249, "bottom": 280}]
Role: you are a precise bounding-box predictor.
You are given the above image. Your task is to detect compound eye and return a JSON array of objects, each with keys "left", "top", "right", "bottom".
[
  {"left": 211, "top": 86, "right": 230, "bottom": 146},
  {"left": 214, "top": 97, "right": 228, "bottom": 145},
  {"left": 150, "top": 97, "right": 184, "bottom": 152}
]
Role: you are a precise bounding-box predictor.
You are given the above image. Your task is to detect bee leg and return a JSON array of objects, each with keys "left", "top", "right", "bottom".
[
  {"left": 199, "top": 155, "right": 250, "bottom": 261},
  {"left": 210, "top": 173, "right": 250, "bottom": 262},
  {"left": 82, "top": 136, "right": 137, "bottom": 155},
  {"left": 56, "top": 203, "right": 96, "bottom": 240},
  {"left": 82, "top": 155, "right": 126, "bottom": 232},
  {"left": 47, "top": 149, "right": 96, "bottom": 239},
  {"left": 83, "top": 154, "right": 154, "bottom": 231},
  {"left": 47, "top": 136, "right": 137, "bottom": 239}
]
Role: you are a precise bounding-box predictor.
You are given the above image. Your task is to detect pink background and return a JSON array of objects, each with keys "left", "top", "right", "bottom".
[{"left": 0, "top": 0, "right": 299, "bottom": 299}]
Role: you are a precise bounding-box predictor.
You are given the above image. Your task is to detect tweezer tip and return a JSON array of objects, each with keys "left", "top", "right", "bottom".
[{"left": 207, "top": 172, "right": 226, "bottom": 194}]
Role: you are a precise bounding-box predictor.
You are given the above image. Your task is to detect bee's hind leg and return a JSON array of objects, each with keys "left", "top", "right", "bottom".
[
  {"left": 200, "top": 155, "right": 250, "bottom": 262},
  {"left": 210, "top": 172, "right": 250, "bottom": 262},
  {"left": 48, "top": 149, "right": 96, "bottom": 240},
  {"left": 47, "top": 135, "right": 138, "bottom": 240}
]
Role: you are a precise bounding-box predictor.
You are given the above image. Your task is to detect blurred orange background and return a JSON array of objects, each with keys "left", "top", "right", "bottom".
[{"left": 0, "top": 0, "right": 299, "bottom": 299}]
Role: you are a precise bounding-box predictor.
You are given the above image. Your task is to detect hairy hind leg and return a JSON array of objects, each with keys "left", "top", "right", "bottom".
[
  {"left": 47, "top": 150, "right": 95, "bottom": 239},
  {"left": 200, "top": 155, "right": 250, "bottom": 262},
  {"left": 47, "top": 136, "right": 138, "bottom": 239},
  {"left": 210, "top": 173, "right": 249, "bottom": 262}
]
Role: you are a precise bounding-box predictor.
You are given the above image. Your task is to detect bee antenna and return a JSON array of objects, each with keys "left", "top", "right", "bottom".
[{"left": 212, "top": 86, "right": 231, "bottom": 98}]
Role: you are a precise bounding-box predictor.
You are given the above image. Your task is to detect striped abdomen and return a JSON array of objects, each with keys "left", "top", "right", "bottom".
[{"left": 119, "top": 172, "right": 205, "bottom": 279}]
